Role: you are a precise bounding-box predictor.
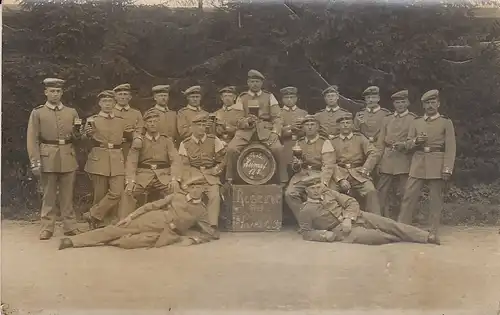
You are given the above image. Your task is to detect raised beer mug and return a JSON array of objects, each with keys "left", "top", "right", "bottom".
[{"left": 292, "top": 143, "right": 303, "bottom": 158}]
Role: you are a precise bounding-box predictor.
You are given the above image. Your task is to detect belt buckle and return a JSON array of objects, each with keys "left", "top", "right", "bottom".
[
  {"left": 368, "top": 137, "right": 374, "bottom": 142},
  {"left": 328, "top": 135, "right": 334, "bottom": 140},
  {"left": 122, "top": 137, "right": 127, "bottom": 142},
  {"left": 151, "top": 164, "right": 157, "bottom": 170},
  {"left": 107, "top": 143, "right": 114, "bottom": 149},
  {"left": 423, "top": 146, "right": 430, "bottom": 153},
  {"left": 58, "top": 139, "right": 65, "bottom": 145},
  {"left": 345, "top": 163, "right": 351, "bottom": 168}
]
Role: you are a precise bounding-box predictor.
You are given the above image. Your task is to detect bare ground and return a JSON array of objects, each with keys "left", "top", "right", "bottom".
[{"left": 1, "top": 220, "right": 499, "bottom": 315}]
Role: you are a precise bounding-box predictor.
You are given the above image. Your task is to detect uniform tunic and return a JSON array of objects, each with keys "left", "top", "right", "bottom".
[
  {"left": 145, "top": 105, "right": 178, "bottom": 142},
  {"left": 26, "top": 102, "right": 79, "bottom": 233},
  {"left": 281, "top": 105, "right": 308, "bottom": 166},
  {"left": 314, "top": 106, "right": 351, "bottom": 138},
  {"left": 177, "top": 105, "right": 209, "bottom": 141},
  {"left": 212, "top": 105, "right": 246, "bottom": 141},
  {"left": 353, "top": 106, "right": 392, "bottom": 143},
  {"left": 113, "top": 105, "right": 144, "bottom": 159}
]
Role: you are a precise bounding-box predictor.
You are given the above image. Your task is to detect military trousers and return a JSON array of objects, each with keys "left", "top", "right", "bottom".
[
  {"left": 376, "top": 173, "right": 408, "bottom": 219},
  {"left": 40, "top": 171, "right": 78, "bottom": 233},
  {"left": 398, "top": 177, "right": 445, "bottom": 234},
  {"left": 331, "top": 176, "right": 381, "bottom": 215},
  {"left": 189, "top": 183, "right": 220, "bottom": 227},
  {"left": 70, "top": 210, "right": 189, "bottom": 248},
  {"left": 117, "top": 176, "right": 170, "bottom": 219},
  {"left": 225, "top": 133, "right": 288, "bottom": 183},
  {"left": 89, "top": 174, "right": 125, "bottom": 221}
]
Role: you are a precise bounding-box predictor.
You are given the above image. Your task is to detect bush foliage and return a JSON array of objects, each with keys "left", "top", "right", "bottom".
[{"left": 2, "top": 0, "right": 500, "bottom": 222}]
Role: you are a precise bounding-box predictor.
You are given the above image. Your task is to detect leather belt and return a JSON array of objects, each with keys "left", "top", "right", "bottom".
[
  {"left": 338, "top": 162, "right": 363, "bottom": 169},
  {"left": 194, "top": 165, "right": 212, "bottom": 171},
  {"left": 138, "top": 163, "right": 170, "bottom": 170},
  {"left": 92, "top": 140, "right": 122, "bottom": 149},
  {"left": 418, "top": 146, "right": 445, "bottom": 153},
  {"left": 304, "top": 164, "right": 321, "bottom": 171},
  {"left": 40, "top": 139, "right": 73, "bottom": 145}
]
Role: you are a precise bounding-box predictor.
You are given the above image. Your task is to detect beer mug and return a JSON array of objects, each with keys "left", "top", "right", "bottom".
[
  {"left": 247, "top": 100, "right": 260, "bottom": 117},
  {"left": 292, "top": 143, "right": 303, "bottom": 158},
  {"left": 74, "top": 118, "right": 82, "bottom": 127}
]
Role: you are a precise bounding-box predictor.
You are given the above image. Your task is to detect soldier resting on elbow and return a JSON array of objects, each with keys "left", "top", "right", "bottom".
[{"left": 297, "top": 176, "right": 440, "bottom": 245}]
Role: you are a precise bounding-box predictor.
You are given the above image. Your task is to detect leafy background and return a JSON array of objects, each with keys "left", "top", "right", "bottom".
[{"left": 2, "top": 0, "right": 500, "bottom": 224}]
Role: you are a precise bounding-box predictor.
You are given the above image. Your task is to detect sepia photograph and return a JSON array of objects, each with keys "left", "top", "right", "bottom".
[{"left": 1, "top": 0, "right": 500, "bottom": 314}]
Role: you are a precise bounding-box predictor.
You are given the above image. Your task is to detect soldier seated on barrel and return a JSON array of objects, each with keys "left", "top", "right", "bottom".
[
  {"left": 297, "top": 176, "right": 440, "bottom": 245},
  {"left": 58, "top": 187, "right": 219, "bottom": 250},
  {"left": 117, "top": 110, "right": 182, "bottom": 219},
  {"left": 225, "top": 69, "right": 288, "bottom": 186},
  {"left": 284, "top": 115, "right": 336, "bottom": 221},
  {"left": 178, "top": 113, "right": 226, "bottom": 230},
  {"left": 329, "top": 112, "right": 382, "bottom": 215}
]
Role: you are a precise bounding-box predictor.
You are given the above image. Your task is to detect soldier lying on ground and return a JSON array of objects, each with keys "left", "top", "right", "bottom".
[
  {"left": 58, "top": 187, "right": 219, "bottom": 250},
  {"left": 297, "top": 176, "right": 440, "bottom": 245}
]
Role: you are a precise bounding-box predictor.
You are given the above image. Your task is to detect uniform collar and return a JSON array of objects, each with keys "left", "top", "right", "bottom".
[
  {"left": 186, "top": 194, "right": 202, "bottom": 204},
  {"left": 339, "top": 132, "right": 354, "bottom": 140},
  {"left": 283, "top": 105, "right": 297, "bottom": 111},
  {"left": 423, "top": 113, "right": 440, "bottom": 121},
  {"left": 115, "top": 104, "right": 131, "bottom": 111},
  {"left": 145, "top": 133, "right": 160, "bottom": 141},
  {"left": 325, "top": 106, "right": 340, "bottom": 112},
  {"left": 98, "top": 111, "right": 115, "bottom": 119},
  {"left": 305, "top": 134, "right": 320, "bottom": 144},
  {"left": 191, "top": 133, "right": 207, "bottom": 144},
  {"left": 187, "top": 104, "right": 201, "bottom": 111},
  {"left": 45, "top": 102, "right": 64, "bottom": 111},
  {"left": 366, "top": 105, "right": 381, "bottom": 113},
  {"left": 248, "top": 90, "right": 263, "bottom": 97},
  {"left": 154, "top": 104, "right": 169, "bottom": 112},
  {"left": 394, "top": 110, "right": 409, "bottom": 117}
]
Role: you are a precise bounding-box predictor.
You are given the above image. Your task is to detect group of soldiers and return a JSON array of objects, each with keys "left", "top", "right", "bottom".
[{"left": 26, "top": 69, "right": 455, "bottom": 250}]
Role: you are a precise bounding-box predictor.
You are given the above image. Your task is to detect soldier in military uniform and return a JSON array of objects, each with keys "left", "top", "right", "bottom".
[
  {"left": 284, "top": 115, "right": 336, "bottom": 220},
  {"left": 296, "top": 177, "right": 440, "bottom": 245},
  {"left": 353, "top": 86, "right": 392, "bottom": 144},
  {"left": 376, "top": 90, "right": 417, "bottom": 218},
  {"left": 118, "top": 110, "right": 182, "bottom": 219},
  {"left": 144, "top": 85, "right": 178, "bottom": 143},
  {"left": 398, "top": 90, "right": 456, "bottom": 235},
  {"left": 280, "top": 86, "right": 308, "bottom": 168},
  {"left": 26, "top": 78, "right": 82, "bottom": 240},
  {"left": 112, "top": 83, "right": 144, "bottom": 159},
  {"left": 212, "top": 86, "right": 245, "bottom": 143},
  {"left": 58, "top": 187, "right": 219, "bottom": 250},
  {"left": 177, "top": 86, "right": 209, "bottom": 141},
  {"left": 314, "top": 85, "right": 351, "bottom": 139},
  {"left": 225, "top": 69, "right": 288, "bottom": 185},
  {"left": 329, "top": 113, "right": 382, "bottom": 215},
  {"left": 81, "top": 90, "right": 133, "bottom": 229},
  {"left": 178, "top": 113, "right": 226, "bottom": 228}
]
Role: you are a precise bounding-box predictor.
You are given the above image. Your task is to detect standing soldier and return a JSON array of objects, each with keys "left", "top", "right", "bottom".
[
  {"left": 225, "top": 69, "right": 288, "bottom": 186},
  {"left": 81, "top": 90, "right": 132, "bottom": 229},
  {"left": 27, "top": 78, "right": 82, "bottom": 240},
  {"left": 112, "top": 83, "right": 144, "bottom": 159},
  {"left": 376, "top": 90, "right": 416, "bottom": 218},
  {"left": 118, "top": 110, "right": 182, "bottom": 219},
  {"left": 314, "top": 85, "right": 351, "bottom": 139},
  {"left": 284, "top": 115, "right": 336, "bottom": 220},
  {"left": 178, "top": 113, "right": 226, "bottom": 229},
  {"left": 398, "top": 90, "right": 456, "bottom": 236},
  {"left": 144, "top": 85, "right": 178, "bottom": 143},
  {"left": 212, "top": 86, "right": 245, "bottom": 143},
  {"left": 329, "top": 113, "right": 382, "bottom": 215},
  {"left": 177, "top": 85, "right": 209, "bottom": 141},
  {"left": 354, "top": 86, "right": 391, "bottom": 143},
  {"left": 280, "top": 86, "right": 308, "bottom": 168}
]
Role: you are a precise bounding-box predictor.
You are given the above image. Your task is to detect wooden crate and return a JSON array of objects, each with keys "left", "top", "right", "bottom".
[{"left": 220, "top": 184, "right": 283, "bottom": 232}]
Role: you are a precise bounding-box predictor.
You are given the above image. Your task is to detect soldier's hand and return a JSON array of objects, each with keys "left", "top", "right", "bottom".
[
  {"left": 341, "top": 218, "right": 352, "bottom": 235},
  {"left": 339, "top": 179, "right": 351, "bottom": 192},
  {"left": 358, "top": 167, "right": 370, "bottom": 178},
  {"left": 442, "top": 172, "right": 452, "bottom": 181},
  {"left": 394, "top": 142, "right": 406, "bottom": 151},
  {"left": 83, "top": 123, "right": 94, "bottom": 136},
  {"left": 125, "top": 182, "right": 136, "bottom": 195},
  {"left": 116, "top": 216, "right": 132, "bottom": 227},
  {"left": 415, "top": 133, "right": 427, "bottom": 145},
  {"left": 31, "top": 166, "right": 41, "bottom": 178}
]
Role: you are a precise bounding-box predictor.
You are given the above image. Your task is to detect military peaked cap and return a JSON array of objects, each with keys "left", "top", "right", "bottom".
[
  {"left": 391, "top": 90, "right": 409, "bottom": 100},
  {"left": 113, "top": 83, "right": 131, "bottom": 92},
  {"left": 322, "top": 85, "right": 339, "bottom": 95},
  {"left": 192, "top": 113, "right": 209, "bottom": 123},
  {"left": 302, "top": 115, "right": 319, "bottom": 124},
  {"left": 183, "top": 85, "right": 202, "bottom": 96},
  {"left": 336, "top": 112, "right": 354, "bottom": 123},
  {"left": 143, "top": 109, "right": 161, "bottom": 121},
  {"left": 362, "top": 86, "right": 380, "bottom": 96},
  {"left": 421, "top": 89, "right": 439, "bottom": 102},
  {"left": 280, "top": 86, "right": 298, "bottom": 95},
  {"left": 152, "top": 85, "right": 170, "bottom": 94},
  {"left": 298, "top": 175, "right": 322, "bottom": 187},
  {"left": 248, "top": 69, "right": 265, "bottom": 80},
  {"left": 219, "top": 86, "right": 237, "bottom": 94},
  {"left": 97, "top": 90, "right": 115, "bottom": 99},
  {"left": 43, "top": 78, "right": 65, "bottom": 88}
]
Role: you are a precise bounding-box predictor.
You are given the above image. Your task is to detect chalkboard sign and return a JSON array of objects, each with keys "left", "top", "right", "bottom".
[
  {"left": 236, "top": 143, "right": 276, "bottom": 185},
  {"left": 220, "top": 184, "right": 282, "bottom": 232}
]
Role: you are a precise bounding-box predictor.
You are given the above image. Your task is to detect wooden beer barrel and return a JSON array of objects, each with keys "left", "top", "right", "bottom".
[{"left": 236, "top": 143, "right": 277, "bottom": 185}]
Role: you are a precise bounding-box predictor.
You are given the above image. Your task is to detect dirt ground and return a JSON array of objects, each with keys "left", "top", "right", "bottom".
[{"left": 1, "top": 220, "right": 499, "bottom": 315}]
